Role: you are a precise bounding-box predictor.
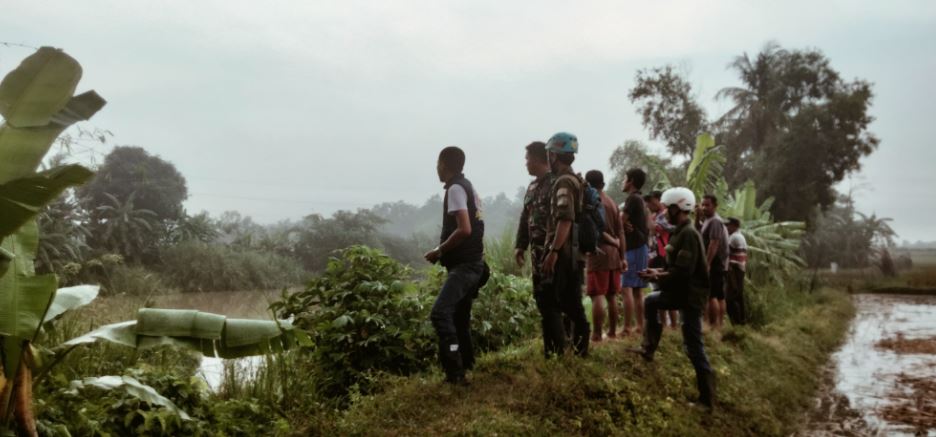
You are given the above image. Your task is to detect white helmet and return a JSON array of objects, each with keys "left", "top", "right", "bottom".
[{"left": 661, "top": 187, "right": 696, "bottom": 212}]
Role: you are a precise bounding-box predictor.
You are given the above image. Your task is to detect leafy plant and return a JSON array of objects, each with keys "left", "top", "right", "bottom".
[{"left": 272, "top": 246, "right": 435, "bottom": 397}]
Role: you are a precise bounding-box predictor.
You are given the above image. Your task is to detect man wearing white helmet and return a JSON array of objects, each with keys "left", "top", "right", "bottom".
[{"left": 630, "top": 187, "right": 716, "bottom": 409}]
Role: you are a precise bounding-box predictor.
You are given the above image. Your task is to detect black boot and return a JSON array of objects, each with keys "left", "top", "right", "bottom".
[
  {"left": 440, "top": 344, "right": 467, "bottom": 385},
  {"left": 696, "top": 370, "right": 716, "bottom": 409}
]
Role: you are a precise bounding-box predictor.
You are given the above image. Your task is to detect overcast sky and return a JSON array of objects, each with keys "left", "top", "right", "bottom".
[{"left": 3, "top": 1, "right": 935, "bottom": 242}]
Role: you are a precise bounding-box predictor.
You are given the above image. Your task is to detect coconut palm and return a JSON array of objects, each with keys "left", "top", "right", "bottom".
[{"left": 92, "top": 192, "right": 159, "bottom": 264}]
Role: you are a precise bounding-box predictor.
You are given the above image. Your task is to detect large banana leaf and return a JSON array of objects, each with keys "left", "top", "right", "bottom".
[
  {"left": 0, "top": 164, "right": 94, "bottom": 238},
  {"left": 61, "top": 309, "right": 311, "bottom": 359},
  {"left": 685, "top": 133, "right": 726, "bottom": 197},
  {"left": 0, "top": 46, "right": 106, "bottom": 184},
  {"left": 0, "top": 47, "right": 81, "bottom": 128},
  {"left": 42, "top": 285, "right": 99, "bottom": 324},
  {"left": 0, "top": 222, "right": 57, "bottom": 379}
]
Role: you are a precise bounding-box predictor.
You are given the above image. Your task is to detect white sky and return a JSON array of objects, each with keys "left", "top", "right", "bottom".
[{"left": 3, "top": 0, "right": 935, "bottom": 241}]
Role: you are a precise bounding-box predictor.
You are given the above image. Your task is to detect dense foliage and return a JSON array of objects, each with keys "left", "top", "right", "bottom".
[
  {"left": 159, "top": 241, "right": 305, "bottom": 292},
  {"left": 272, "top": 245, "right": 540, "bottom": 398}
]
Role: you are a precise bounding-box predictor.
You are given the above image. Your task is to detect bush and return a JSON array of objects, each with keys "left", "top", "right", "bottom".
[
  {"left": 271, "top": 245, "right": 541, "bottom": 400},
  {"left": 108, "top": 264, "right": 175, "bottom": 296},
  {"left": 271, "top": 246, "right": 435, "bottom": 397},
  {"left": 159, "top": 242, "right": 305, "bottom": 292}
]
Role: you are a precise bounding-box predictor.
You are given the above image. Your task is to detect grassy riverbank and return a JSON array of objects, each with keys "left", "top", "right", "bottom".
[{"left": 324, "top": 288, "right": 854, "bottom": 436}]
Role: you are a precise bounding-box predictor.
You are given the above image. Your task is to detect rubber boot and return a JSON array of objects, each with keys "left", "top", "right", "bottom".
[
  {"left": 696, "top": 369, "right": 716, "bottom": 409},
  {"left": 440, "top": 343, "right": 467, "bottom": 385}
]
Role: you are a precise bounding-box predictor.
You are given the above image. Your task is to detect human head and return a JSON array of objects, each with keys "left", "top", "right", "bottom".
[
  {"left": 701, "top": 194, "right": 718, "bottom": 218},
  {"left": 524, "top": 141, "right": 548, "bottom": 177},
  {"left": 437, "top": 146, "right": 465, "bottom": 183},
  {"left": 661, "top": 187, "right": 696, "bottom": 226},
  {"left": 646, "top": 190, "right": 663, "bottom": 213},
  {"left": 545, "top": 132, "right": 578, "bottom": 173},
  {"left": 727, "top": 217, "right": 741, "bottom": 234},
  {"left": 622, "top": 168, "right": 646, "bottom": 194},
  {"left": 585, "top": 170, "right": 605, "bottom": 192}
]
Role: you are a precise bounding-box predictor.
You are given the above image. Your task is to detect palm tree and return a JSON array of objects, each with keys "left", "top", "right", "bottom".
[{"left": 93, "top": 192, "right": 159, "bottom": 264}]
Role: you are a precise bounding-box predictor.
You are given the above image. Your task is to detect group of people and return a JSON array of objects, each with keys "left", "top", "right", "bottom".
[{"left": 423, "top": 132, "right": 750, "bottom": 409}]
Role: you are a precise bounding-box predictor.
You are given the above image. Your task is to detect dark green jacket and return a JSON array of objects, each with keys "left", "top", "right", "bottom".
[{"left": 659, "top": 220, "right": 710, "bottom": 310}]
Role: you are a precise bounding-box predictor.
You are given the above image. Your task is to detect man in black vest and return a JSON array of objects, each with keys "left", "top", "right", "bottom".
[{"left": 424, "top": 146, "right": 487, "bottom": 385}]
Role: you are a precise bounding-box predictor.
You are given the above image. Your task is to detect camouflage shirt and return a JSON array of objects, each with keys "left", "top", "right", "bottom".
[
  {"left": 545, "top": 168, "right": 582, "bottom": 258},
  {"left": 515, "top": 172, "right": 556, "bottom": 251}
]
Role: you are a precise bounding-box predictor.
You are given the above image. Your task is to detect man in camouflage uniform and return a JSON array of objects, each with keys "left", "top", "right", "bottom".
[
  {"left": 515, "top": 141, "right": 555, "bottom": 295},
  {"left": 539, "top": 132, "right": 590, "bottom": 358}
]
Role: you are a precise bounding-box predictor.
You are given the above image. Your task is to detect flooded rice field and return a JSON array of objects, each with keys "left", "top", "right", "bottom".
[{"left": 803, "top": 293, "right": 936, "bottom": 436}]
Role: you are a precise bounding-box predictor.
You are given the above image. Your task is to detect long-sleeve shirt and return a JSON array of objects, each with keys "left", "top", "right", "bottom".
[{"left": 658, "top": 221, "right": 710, "bottom": 310}]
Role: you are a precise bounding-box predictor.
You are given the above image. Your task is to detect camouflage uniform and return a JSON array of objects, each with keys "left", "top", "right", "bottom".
[
  {"left": 537, "top": 167, "right": 589, "bottom": 357},
  {"left": 516, "top": 172, "right": 556, "bottom": 286}
]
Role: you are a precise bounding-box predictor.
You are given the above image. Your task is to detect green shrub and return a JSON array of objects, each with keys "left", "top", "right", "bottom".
[
  {"left": 420, "top": 265, "right": 539, "bottom": 352},
  {"left": 159, "top": 241, "right": 305, "bottom": 292},
  {"left": 271, "top": 246, "right": 435, "bottom": 397},
  {"left": 107, "top": 264, "right": 175, "bottom": 296}
]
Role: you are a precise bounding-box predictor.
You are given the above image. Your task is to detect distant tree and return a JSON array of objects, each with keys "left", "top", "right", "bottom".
[
  {"left": 628, "top": 65, "right": 707, "bottom": 157},
  {"left": 165, "top": 211, "right": 219, "bottom": 245},
  {"left": 91, "top": 192, "right": 160, "bottom": 264},
  {"left": 801, "top": 194, "right": 895, "bottom": 268},
  {"left": 716, "top": 43, "right": 878, "bottom": 219},
  {"left": 606, "top": 140, "right": 685, "bottom": 205},
  {"left": 294, "top": 209, "right": 387, "bottom": 271},
  {"left": 78, "top": 146, "right": 188, "bottom": 222}
]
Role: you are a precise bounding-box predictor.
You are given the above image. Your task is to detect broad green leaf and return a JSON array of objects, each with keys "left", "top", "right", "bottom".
[
  {"left": 68, "top": 375, "right": 191, "bottom": 421},
  {"left": 0, "top": 164, "right": 94, "bottom": 238},
  {"left": 223, "top": 318, "right": 286, "bottom": 348},
  {"left": 0, "top": 224, "right": 57, "bottom": 340},
  {"left": 0, "top": 47, "right": 81, "bottom": 128},
  {"left": 43, "top": 285, "right": 100, "bottom": 323},
  {"left": 136, "top": 308, "right": 226, "bottom": 340},
  {"left": 60, "top": 320, "right": 138, "bottom": 348}
]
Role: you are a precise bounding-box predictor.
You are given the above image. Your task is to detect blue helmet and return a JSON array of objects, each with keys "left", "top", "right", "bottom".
[{"left": 546, "top": 132, "right": 578, "bottom": 154}]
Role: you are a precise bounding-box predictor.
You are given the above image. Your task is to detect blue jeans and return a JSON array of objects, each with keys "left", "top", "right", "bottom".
[
  {"left": 430, "top": 261, "right": 485, "bottom": 378},
  {"left": 641, "top": 291, "right": 712, "bottom": 380}
]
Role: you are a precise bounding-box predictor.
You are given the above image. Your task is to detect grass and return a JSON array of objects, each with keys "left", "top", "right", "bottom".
[{"left": 320, "top": 288, "right": 854, "bottom": 436}]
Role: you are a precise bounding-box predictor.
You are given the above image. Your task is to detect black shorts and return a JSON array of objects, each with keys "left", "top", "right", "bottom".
[{"left": 709, "top": 263, "right": 725, "bottom": 300}]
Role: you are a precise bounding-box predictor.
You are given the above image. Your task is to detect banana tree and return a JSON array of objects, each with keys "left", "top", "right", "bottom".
[
  {"left": 663, "top": 133, "right": 806, "bottom": 286},
  {"left": 0, "top": 47, "right": 310, "bottom": 435},
  {"left": 0, "top": 46, "right": 104, "bottom": 436}
]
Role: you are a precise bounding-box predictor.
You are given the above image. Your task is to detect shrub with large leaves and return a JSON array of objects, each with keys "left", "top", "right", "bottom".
[{"left": 272, "top": 246, "right": 435, "bottom": 397}]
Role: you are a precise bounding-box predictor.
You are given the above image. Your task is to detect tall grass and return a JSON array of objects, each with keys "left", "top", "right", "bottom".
[{"left": 159, "top": 241, "right": 306, "bottom": 292}]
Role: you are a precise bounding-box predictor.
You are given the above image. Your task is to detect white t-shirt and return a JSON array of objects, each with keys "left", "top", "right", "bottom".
[{"left": 446, "top": 184, "right": 483, "bottom": 215}]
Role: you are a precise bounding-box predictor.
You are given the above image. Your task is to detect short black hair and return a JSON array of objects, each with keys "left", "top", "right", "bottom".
[
  {"left": 585, "top": 170, "right": 604, "bottom": 190},
  {"left": 703, "top": 194, "right": 718, "bottom": 206},
  {"left": 555, "top": 153, "right": 575, "bottom": 165},
  {"left": 439, "top": 146, "right": 465, "bottom": 173},
  {"left": 727, "top": 217, "right": 741, "bottom": 227},
  {"left": 625, "top": 168, "right": 646, "bottom": 190},
  {"left": 650, "top": 190, "right": 663, "bottom": 200},
  {"left": 525, "top": 141, "right": 547, "bottom": 163}
]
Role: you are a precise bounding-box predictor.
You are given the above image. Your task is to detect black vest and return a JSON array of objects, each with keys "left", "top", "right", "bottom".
[{"left": 440, "top": 175, "right": 485, "bottom": 268}]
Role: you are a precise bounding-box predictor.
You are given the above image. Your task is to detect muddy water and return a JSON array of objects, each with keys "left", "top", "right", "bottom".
[{"left": 803, "top": 294, "right": 936, "bottom": 436}]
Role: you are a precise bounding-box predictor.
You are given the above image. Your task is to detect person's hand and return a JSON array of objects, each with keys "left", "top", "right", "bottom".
[
  {"left": 621, "top": 259, "right": 628, "bottom": 271},
  {"left": 424, "top": 248, "right": 442, "bottom": 264},
  {"left": 624, "top": 222, "right": 634, "bottom": 233},
  {"left": 543, "top": 251, "right": 558, "bottom": 276},
  {"left": 514, "top": 249, "right": 526, "bottom": 267},
  {"left": 638, "top": 268, "right": 659, "bottom": 281}
]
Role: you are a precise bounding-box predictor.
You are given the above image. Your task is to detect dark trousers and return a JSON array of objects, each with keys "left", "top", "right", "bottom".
[
  {"left": 725, "top": 264, "right": 746, "bottom": 325},
  {"left": 641, "top": 291, "right": 712, "bottom": 383},
  {"left": 534, "top": 254, "right": 589, "bottom": 357},
  {"left": 430, "top": 261, "right": 484, "bottom": 379}
]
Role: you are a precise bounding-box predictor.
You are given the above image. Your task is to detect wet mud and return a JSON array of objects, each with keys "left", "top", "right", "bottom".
[{"left": 801, "top": 294, "right": 936, "bottom": 436}]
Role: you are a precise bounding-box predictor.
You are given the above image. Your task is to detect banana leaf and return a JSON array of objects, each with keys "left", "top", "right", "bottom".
[
  {"left": 60, "top": 309, "right": 310, "bottom": 359},
  {"left": 0, "top": 165, "right": 94, "bottom": 238},
  {"left": 42, "top": 285, "right": 99, "bottom": 324}
]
